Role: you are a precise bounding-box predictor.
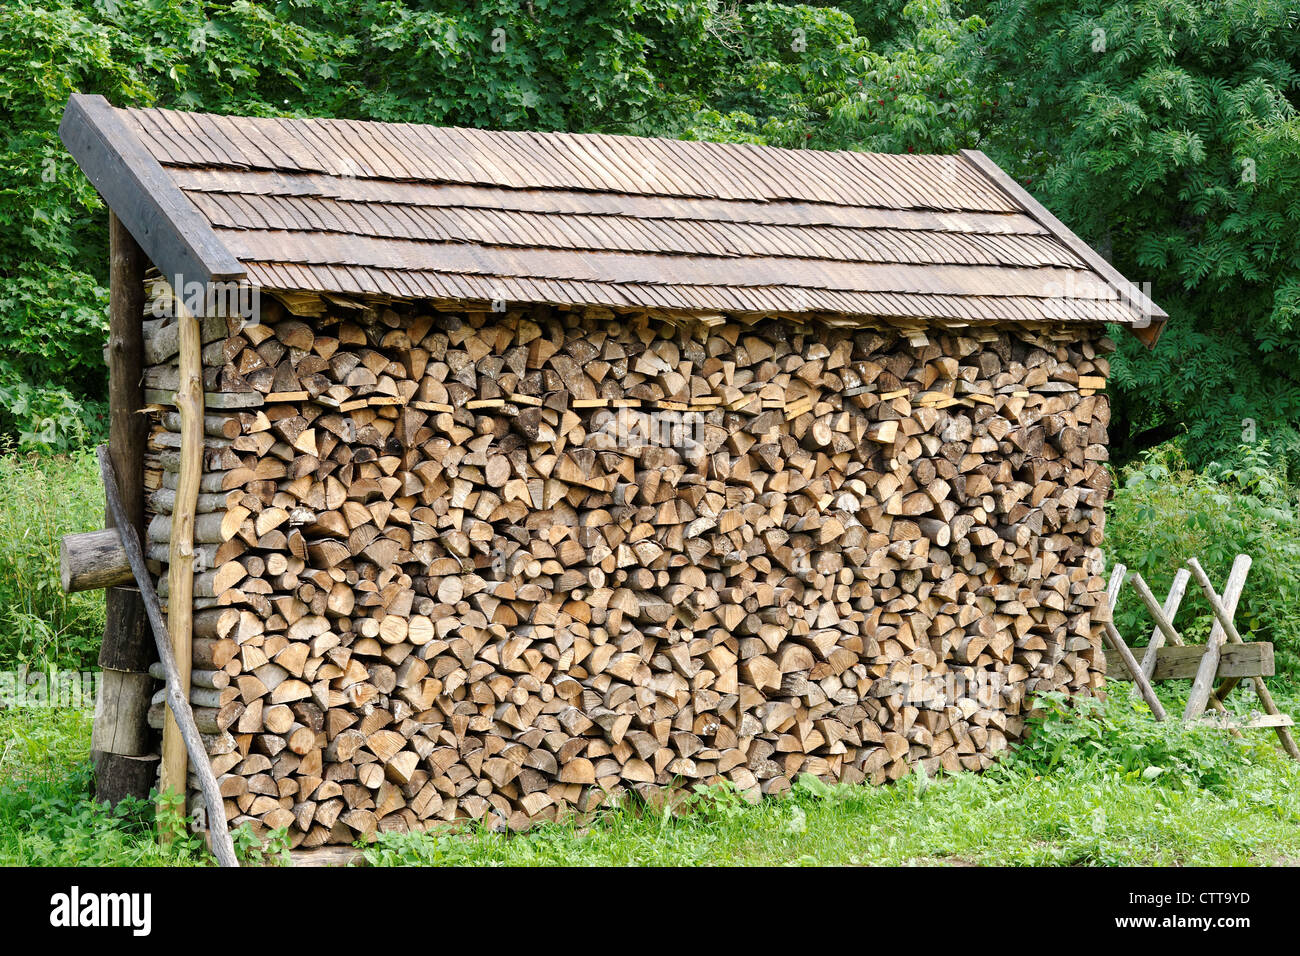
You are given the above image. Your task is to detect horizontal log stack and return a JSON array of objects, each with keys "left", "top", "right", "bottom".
[{"left": 139, "top": 280, "right": 1114, "bottom": 845}]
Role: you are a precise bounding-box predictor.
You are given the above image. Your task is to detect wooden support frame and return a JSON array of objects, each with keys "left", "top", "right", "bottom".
[
  {"left": 1124, "top": 569, "right": 1242, "bottom": 723},
  {"left": 1105, "top": 554, "right": 1298, "bottom": 761},
  {"left": 1186, "top": 558, "right": 1300, "bottom": 761}
]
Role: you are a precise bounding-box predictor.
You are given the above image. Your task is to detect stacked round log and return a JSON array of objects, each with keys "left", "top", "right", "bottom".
[{"left": 140, "top": 286, "right": 1114, "bottom": 845}]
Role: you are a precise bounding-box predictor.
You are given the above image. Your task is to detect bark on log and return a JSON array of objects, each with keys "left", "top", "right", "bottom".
[
  {"left": 159, "top": 297, "right": 204, "bottom": 835},
  {"left": 94, "top": 213, "right": 154, "bottom": 805},
  {"left": 61, "top": 529, "right": 132, "bottom": 592}
]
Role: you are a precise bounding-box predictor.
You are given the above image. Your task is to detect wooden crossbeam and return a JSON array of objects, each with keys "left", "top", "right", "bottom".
[
  {"left": 1106, "top": 641, "right": 1274, "bottom": 682},
  {"left": 1195, "top": 713, "right": 1295, "bottom": 732}
]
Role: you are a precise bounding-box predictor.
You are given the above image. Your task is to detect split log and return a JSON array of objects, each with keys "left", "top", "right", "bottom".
[{"left": 61, "top": 529, "right": 132, "bottom": 592}]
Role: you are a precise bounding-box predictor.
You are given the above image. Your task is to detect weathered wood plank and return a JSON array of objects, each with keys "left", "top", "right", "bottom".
[
  {"left": 960, "top": 148, "right": 1167, "bottom": 347},
  {"left": 1107, "top": 642, "right": 1274, "bottom": 682}
]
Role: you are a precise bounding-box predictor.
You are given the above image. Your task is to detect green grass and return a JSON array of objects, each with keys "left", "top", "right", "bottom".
[
  {"left": 3, "top": 683, "right": 1300, "bottom": 867},
  {"left": 360, "top": 768, "right": 1300, "bottom": 867},
  {"left": 0, "top": 450, "right": 106, "bottom": 670},
  {"left": 0, "top": 708, "right": 185, "bottom": 866}
]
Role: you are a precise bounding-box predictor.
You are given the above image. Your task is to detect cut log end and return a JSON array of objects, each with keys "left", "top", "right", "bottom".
[{"left": 61, "top": 529, "right": 132, "bottom": 593}]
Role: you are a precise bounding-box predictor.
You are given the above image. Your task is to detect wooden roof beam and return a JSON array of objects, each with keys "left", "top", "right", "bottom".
[
  {"left": 959, "top": 149, "right": 1167, "bottom": 348},
  {"left": 59, "top": 94, "right": 246, "bottom": 301}
]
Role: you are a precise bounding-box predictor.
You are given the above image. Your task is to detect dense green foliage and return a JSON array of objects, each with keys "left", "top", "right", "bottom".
[
  {"left": 3, "top": 0, "right": 1296, "bottom": 461},
  {"left": 976, "top": 0, "right": 1300, "bottom": 465}
]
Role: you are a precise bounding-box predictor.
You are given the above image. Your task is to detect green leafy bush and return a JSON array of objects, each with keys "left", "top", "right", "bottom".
[
  {"left": 1009, "top": 690, "right": 1256, "bottom": 792},
  {"left": 1106, "top": 442, "right": 1300, "bottom": 671},
  {"left": 976, "top": 0, "right": 1300, "bottom": 468}
]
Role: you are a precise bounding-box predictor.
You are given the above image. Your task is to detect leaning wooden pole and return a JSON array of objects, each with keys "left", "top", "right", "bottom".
[
  {"left": 1139, "top": 569, "right": 1189, "bottom": 680},
  {"left": 1127, "top": 570, "right": 1235, "bottom": 722},
  {"left": 1101, "top": 567, "right": 1167, "bottom": 721},
  {"left": 92, "top": 213, "right": 157, "bottom": 804},
  {"left": 97, "top": 446, "right": 238, "bottom": 866},
  {"left": 1183, "top": 556, "right": 1250, "bottom": 720},
  {"left": 159, "top": 292, "right": 204, "bottom": 840}
]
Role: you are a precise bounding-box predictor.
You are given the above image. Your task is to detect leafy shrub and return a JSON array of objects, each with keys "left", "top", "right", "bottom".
[
  {"left": 0, "top": 771, "right": 157, "bottom": 866},
  {"left": 1010, "top": 690, "right": 1260, "bottom": 792},
  {"left": 360, "top": 823, "right": 481, "bottom": 867},
  {"left": 1106, "top": 442, "right": 1300, "bottom": 671},
  {"left": 681, "top": 780, "right": 752, "bottom": 824},
  {"left": 978, "top": 0, "right": 1300, "bottom": 470}
]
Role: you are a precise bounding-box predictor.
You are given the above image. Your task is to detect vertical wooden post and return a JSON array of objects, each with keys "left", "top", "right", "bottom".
[
  {"left": 158, "top": 287, "right": 204, "bottom": 836},
  {"left": 92, "top": 213, "right": 157, "bottom": 804}
]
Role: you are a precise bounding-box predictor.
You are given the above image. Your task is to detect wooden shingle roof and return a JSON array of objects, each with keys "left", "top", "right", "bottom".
[{"left": 60, "top": 94, "right": 1165, "bottom": 344}]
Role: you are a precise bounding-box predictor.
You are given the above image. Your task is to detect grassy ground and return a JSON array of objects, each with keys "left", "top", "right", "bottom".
[
  {"left": 3, "top": 448, "right": 1300, "bottom": 866},
  {"left": 3, "top": 682, "right": 1299, "bottom": 866}
]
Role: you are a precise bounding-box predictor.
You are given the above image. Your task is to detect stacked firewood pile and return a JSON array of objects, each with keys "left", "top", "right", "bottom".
[{"left": 140, "top": 282, "right": 1113, "bottom": 845}]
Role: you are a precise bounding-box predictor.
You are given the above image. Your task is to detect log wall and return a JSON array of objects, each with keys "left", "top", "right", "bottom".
[{"left": 140, "top": 285, "right": 1114, "bottom": 845}]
